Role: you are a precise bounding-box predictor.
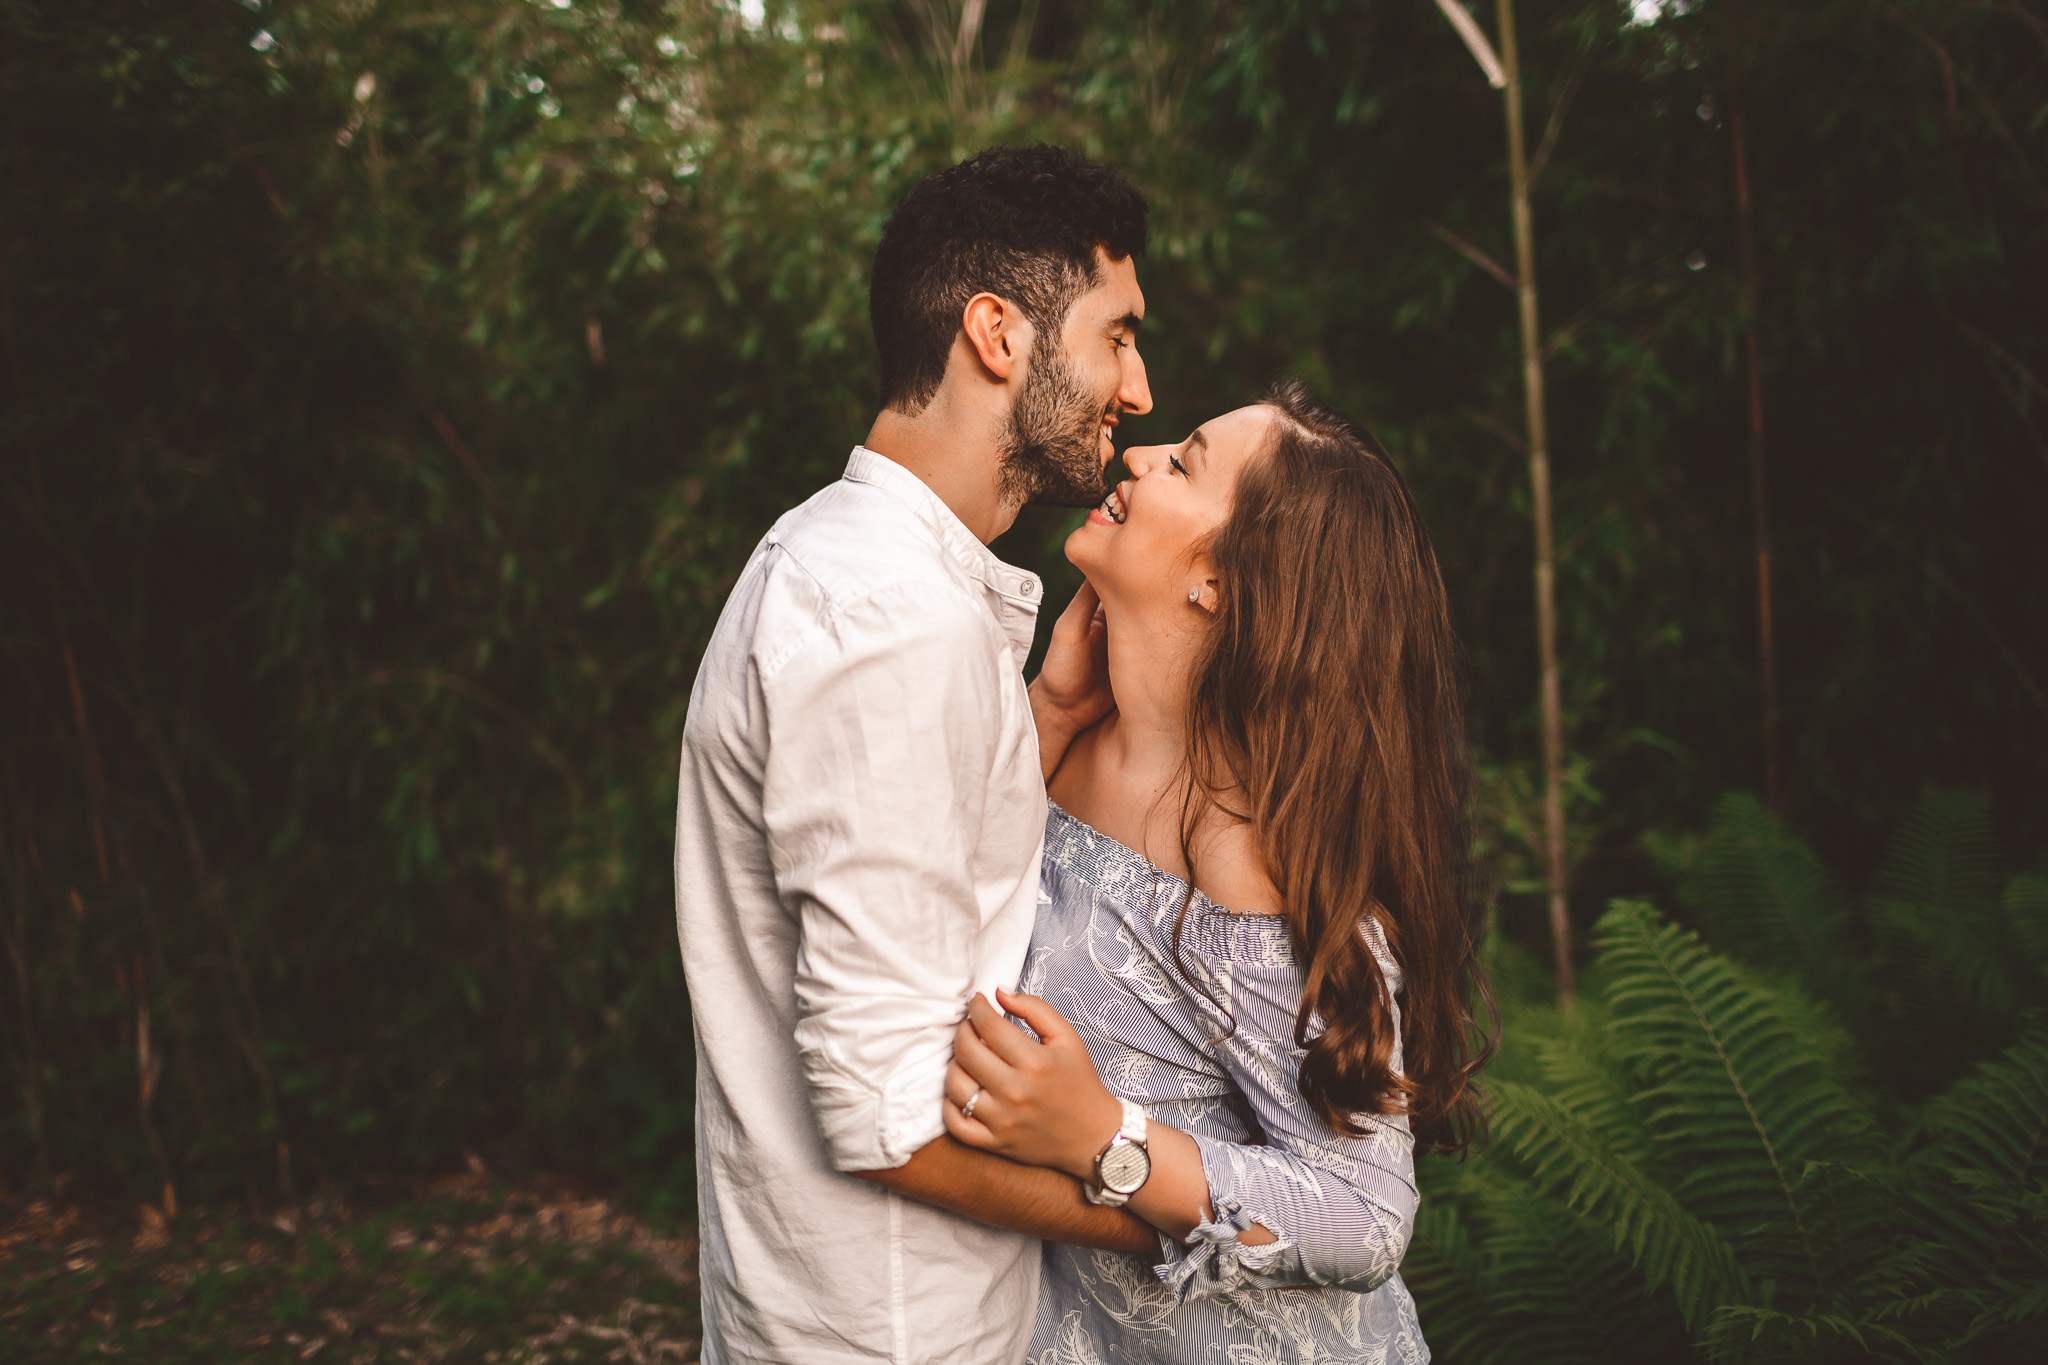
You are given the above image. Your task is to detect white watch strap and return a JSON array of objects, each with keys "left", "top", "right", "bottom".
[{"left": 1116, "top": 1096, "right": 1148, "bottom": 1146}]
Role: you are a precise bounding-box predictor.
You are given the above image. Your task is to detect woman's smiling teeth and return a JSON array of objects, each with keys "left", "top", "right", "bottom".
[{"left": 1099, "top": 488, "right": 1127, "bottom": 524}]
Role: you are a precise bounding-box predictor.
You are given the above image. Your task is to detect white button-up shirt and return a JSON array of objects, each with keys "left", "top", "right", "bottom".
[{"left": 674, "top": 447, "right": 1049, "bottom": 1365}]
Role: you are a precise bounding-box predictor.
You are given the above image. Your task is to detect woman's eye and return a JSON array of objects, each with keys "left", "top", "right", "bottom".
[{"left": 1169, "top": 454, "right": 1188, "bottom": 476}]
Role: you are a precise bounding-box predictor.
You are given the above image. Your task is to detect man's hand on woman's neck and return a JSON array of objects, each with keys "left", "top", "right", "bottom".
[
  {"left": 1045, "top": 608, "right": 1203, "bottom": 871},
  {"left": 1097, "top": 602, "right": 1204, "bottom": 770},
  {"left": 1049, "top": 598, "right": 1284, "bottom": 917}
]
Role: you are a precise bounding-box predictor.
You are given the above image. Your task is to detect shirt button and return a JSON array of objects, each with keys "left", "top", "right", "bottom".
[{"left": 1020, "top": 579, "right": 1039, "bottom": 600}]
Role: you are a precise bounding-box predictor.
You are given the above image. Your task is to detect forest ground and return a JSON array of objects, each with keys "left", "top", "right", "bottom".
[{"left": 0, "top": 1167, "right": 700, "bottom": 1363}]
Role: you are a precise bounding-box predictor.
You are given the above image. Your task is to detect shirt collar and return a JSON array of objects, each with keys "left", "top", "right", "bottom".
[{"left": 842, "top": 446, "right": 1043, "bottom": 656}]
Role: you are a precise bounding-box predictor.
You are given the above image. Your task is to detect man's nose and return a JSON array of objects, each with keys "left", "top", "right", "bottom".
[{"left": 1118, "top": 348, "right": 1153, "bottom": 416}]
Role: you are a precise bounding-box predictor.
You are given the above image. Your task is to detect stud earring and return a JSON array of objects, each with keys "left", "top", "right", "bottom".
[{"left": 1188, "top": 590, "right": 1201, "bottom": 605}]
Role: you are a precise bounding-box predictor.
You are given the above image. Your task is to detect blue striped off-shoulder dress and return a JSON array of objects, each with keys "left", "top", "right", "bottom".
[{"left": 1022, "top": 804, "right": 1430, "bottom": 1365}]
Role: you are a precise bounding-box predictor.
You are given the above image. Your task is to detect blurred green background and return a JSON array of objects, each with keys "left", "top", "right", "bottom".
[{"left": 4, "top": 0, "right": 2045, "bottom": 1358}]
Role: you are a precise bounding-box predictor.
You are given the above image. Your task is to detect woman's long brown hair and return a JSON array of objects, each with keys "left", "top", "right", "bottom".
[{"left": 1180, "top": 380, "right": 1495, "bottom": 1155}]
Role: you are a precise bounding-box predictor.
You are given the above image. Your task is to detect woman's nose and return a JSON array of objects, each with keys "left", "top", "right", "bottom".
[{"left": 1123, "top": 445, "right": 1161, "bottom": 478}]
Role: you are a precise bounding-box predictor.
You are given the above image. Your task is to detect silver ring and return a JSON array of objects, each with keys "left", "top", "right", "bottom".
[{"left": 962, "top": 1088, "right": 983, "bottom": 1120}]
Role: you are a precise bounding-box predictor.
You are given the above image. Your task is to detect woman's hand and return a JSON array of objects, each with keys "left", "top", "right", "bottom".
[
  {"left": 944, "top": 988, "right": 1123, "bottom": 1184},
  {"left": 1027, "top": 581, "right": 1113, "bottom": 781}
]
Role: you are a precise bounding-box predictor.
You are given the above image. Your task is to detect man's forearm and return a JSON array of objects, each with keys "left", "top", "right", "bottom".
[{"left": 853, "top": 1134, "right": 1157, "bottom": 1253}]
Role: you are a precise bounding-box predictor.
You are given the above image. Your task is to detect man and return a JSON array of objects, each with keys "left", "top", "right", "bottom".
[{"left": 674, "top": 145, "right": 1157, "bottom": 1365}]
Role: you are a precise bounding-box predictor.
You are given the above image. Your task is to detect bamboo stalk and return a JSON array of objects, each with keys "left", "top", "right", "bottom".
[
  {"left": 0, "top": 789, "right": 50, "bottom": 1182},
  {"left": 1434, "top": 0, "right": 1573, "bottom": 997},
  {"left": 59, "top": 636, "right": 113, "bottom": 889},
  {"left": 127, "top": 952, "right": 176, "bottom": 1212},
  {"left": 1726, "top": 0, "right": 1780, "bottom": 811},
  {"left": 954, "top": 0, "right": 986, "bottom": 71},
  {"left": 1007, "top": 0, "right": 1040, "bottom": 65},
  {"left": 114, "top": 659, "right": 294, "bottom": 1202},
  {"left": 1496, "top": 0, "right": 1574, "bottom": 999}
]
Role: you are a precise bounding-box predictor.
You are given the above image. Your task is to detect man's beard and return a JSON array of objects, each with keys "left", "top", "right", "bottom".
[{"left": 998, "top": 339, "right": 1113, "bottom": 509}]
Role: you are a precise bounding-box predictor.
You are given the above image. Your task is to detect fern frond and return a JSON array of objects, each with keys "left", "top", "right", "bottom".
[
  {"left": 1870, "top": 789, "right": 2028, "bottom": 1018},
  {"left": 1959, "top": 1272, "right": 2048, "bottom": 1346},
  {"left": 2004, "top": 872, "right": 2048, "bottom": 979},
  {"left": 1594, "top": 901, "right": 1884, "bottom": 1296},
  {"left": 1872, "top": 789, "right": 1998, "bottom": 914},
  {"left": 1702, "top": 1305, "right": 1923, "bottom": 1364},
  {"left": 1910, "top": 1030, "right": 2048, "bottom": 1284},
  {"left": 1491, "top": 1077, "right": 1750, "bottom": 1332},
  {"left": 1530, "top": 1016, "right": 1656, "bottom": 1169},
  {"left": 1680, "top": 793, "right": 1853, "bottom": 1002},
  {"left": 1921, "top": 1030, "right": 2048, "bottom": 1188},
  {"left": 1404, "top": 1196, "right": 1510, "bottom": 1365},
  {"left": 1449, "top": 1162, "right": 1694, "bottom": 1364}
]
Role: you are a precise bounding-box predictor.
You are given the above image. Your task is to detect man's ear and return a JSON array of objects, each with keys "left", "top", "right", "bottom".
[{"left": 961, "top": 292, "right": 1031, "bottom": 382}]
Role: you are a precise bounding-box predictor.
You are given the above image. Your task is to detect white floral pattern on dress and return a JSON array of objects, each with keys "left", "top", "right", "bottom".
[{"left": 1024, "top": 806, "right": 1431, "bottom": 1365}]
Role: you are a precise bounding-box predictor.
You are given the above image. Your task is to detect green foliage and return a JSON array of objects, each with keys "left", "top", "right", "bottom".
[
  {"left": 1413, "top": 794, "right": 2048, "bottom": 1362},
  {"left": 1489, "top": 1077, "right": 1747, "bottom": 1331},
  {"left": 1870, "top": 792, "right": 2036, "bottom": 1047},
  {"left": 1912, "top": 1032, "right": 2048, "bottom": 1348},
  {"left": 1677, "top": 790, "right": 2048, "bottom": 1098},
  {"left": 1676, "top": 793, "right": 1854, "bottom": 1003},
  {"left": 1597, "top": 903, "right": 1883, "bottom": 1287}
]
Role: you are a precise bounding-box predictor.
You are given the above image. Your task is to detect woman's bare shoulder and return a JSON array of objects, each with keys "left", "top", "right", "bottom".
[{"left": 1190, "top": 815, "right": 1286, "bottom": 917}]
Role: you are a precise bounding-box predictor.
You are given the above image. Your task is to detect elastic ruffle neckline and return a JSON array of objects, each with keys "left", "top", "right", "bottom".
[{"left": 1043, "top": 802, "right": 1299, "bottom": 968}]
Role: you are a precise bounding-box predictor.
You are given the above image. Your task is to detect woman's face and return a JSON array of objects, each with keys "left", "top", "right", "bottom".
[{"left": 1066, "top": 403, "right": 1276, "bottom": 612}]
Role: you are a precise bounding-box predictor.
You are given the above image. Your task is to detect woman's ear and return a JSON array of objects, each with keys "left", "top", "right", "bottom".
[
  {"left": 961, "top": 292, "right": 1030, "bottom": 381},
  {"left": 1179, "top": 544, "right": 1221, "bottom": 614}
]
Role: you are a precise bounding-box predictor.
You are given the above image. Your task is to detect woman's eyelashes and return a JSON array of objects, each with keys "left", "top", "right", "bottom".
[{"left": 1169, "top": 453, "right": 1188, "bottom": 477}]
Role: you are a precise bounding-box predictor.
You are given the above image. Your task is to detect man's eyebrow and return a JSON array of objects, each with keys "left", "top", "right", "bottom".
[{"left": 1116, "top": 311, "right": 1143, "bottom": 333}]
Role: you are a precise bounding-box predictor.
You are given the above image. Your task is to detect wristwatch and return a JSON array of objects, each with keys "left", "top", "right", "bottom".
[{"left": 1084, "top": 1097, "right": 1151, "bottom": 1207}]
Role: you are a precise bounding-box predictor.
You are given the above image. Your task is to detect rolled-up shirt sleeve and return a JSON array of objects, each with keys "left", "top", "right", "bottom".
[
  {"left": 1156, "top": 957, "right": 1419, "bottom": 1300},
  {"left": 760, "top": 579, "right": 1012, "bottom": 1172}
]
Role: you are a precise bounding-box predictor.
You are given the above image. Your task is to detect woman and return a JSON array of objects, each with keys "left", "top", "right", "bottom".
[{"left": 945, "top": 382, "right": 1492, "bottom": 1364}]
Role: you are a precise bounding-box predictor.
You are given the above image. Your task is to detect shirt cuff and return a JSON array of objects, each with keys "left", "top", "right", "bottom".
[{"left": 803, "top": 1041, "right": 950, "bottom": 1172}]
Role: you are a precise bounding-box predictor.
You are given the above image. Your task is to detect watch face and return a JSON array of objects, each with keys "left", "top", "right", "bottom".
[{"left": 1099, "top": 1140, "right": 1150, "bottom": 1195}]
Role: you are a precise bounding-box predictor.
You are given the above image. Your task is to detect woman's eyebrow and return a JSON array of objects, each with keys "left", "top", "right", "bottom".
[{"left": 1187, "top": 427, "right": 1209, "bottom": 469}]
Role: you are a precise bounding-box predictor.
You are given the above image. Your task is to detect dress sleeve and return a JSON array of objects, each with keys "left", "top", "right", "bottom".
[
  {"left": 760, "top": 580, "right": 1016, "bottom": 1173},
  {"left": 1154, "top": 934, "right": 1418, "bottom": 1301}
]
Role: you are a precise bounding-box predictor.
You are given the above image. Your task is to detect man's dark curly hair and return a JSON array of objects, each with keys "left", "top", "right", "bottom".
[{"left": 870, "top": 144, "right": 1148, "bottom": 413}]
